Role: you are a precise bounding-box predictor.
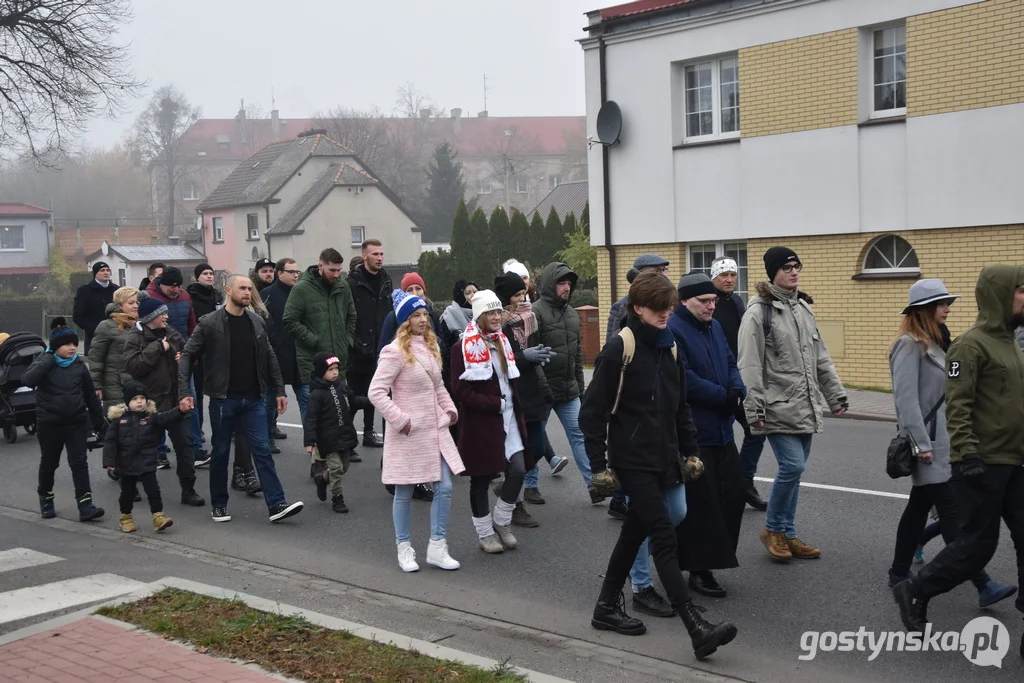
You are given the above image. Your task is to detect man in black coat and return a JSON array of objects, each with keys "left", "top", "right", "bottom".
[
  {"left": 73, "top": 261, "right": 119, "bottom": 354},
  {"left": 261, "top": 258, "right": 307, "bottom": 421},
  {"left": 346, "top": 239, "right": 392, "bottom": 448},
  {"left": 186, "top": 263, "right": 223, "bottom": 462},
  {"left": 710, "top": 256, "right": 768, "bottom": 512}
]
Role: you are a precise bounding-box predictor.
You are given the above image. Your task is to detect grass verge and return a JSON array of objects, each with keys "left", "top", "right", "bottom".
[{"left": 97, "top": 588, "right": 527, "bottom": 683}]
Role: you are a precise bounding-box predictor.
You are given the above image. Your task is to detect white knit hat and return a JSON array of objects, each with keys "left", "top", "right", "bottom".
[
  {"left": 710, "top": 258, "right": 738, "bottom": 280},
  {"left": 503, "top": 259, "right": 529, "bottom": 279},
  {"left": 471, "top": 289, "right": 503, "bottom": 322}
]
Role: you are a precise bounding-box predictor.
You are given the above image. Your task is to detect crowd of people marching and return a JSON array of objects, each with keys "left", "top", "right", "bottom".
[{"left": 17, "top": 237, "right": 1024, "bottom": 661}]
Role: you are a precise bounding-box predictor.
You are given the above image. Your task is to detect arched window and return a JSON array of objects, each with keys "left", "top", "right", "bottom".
[
  {"left": 251, "top": 247, "right": 259, "bottom": 261},
  {"left": 862, "top": 235, "right": 919, "bottom": 274}
]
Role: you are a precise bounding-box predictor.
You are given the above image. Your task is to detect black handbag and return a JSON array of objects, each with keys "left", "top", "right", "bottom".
[{"left": 886, "top": 396, "right": 944, "bottom": 479}]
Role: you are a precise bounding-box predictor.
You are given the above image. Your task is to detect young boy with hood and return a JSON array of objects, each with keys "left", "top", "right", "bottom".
[
  {"left": 303, "top": 351, "right": 371, "bottom": 513},
  {"left": 103, "top": 380, "right": 188, "bottom": 533}
]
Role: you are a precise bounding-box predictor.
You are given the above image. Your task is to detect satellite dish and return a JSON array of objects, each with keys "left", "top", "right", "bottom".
[
  {"left": 100, "top": 240, "right": 109, "bottom": 256},
  {"left": 596, "top": 100, "right": 622, "bottom": 147},
  {"left": 195, "top": 216, "right": 203, "bottom": 231}
]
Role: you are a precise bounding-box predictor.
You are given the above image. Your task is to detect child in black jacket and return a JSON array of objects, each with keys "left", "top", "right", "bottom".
[
  {"left": 22, "top": 323, "right": 105, "bottom": 522},
  {"left": 303, "top": 352, "right": 371, "bottom": 512},
  {"left": 103, "top": 380, "right": 189, "bottom": 533}
]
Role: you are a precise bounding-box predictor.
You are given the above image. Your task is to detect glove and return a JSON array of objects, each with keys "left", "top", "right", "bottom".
[
  {"left": 681, "top": 455, "right": 705, "bottom": 482},
  {"left": 961, "top": 452, "right": 987, "bottom": 489},
  {"left": 591, "top": 468, "right": 619, "bottom": 497},
  {"left": 523, "top": 345, "right": 554, "bottom": 366},
  {"left": 720, "top": 389, "right": 742, "bottom": 415}
]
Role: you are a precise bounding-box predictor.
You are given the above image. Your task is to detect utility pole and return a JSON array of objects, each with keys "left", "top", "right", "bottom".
[{"left": 483, "top": 73, "right": 489, "bottom": 112}]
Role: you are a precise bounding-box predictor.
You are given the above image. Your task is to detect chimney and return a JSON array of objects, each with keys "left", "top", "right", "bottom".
[
  {"left": 168, "top": 235, "right": 181, "bottom": 246},
  {"left": 271, "top": 109, "right": 281, "bottom": 141},
  {"left": 451, "top": 108, "right": 462, "bottom": 135},
  {"left": 478, "top": 110, "right": 488, "bottom": 118}
]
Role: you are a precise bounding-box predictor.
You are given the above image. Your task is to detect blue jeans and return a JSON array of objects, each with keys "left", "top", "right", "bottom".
[
  {"left": 393, "top": 460, "right": 454, "bottom": 543},
  {"left": 550, "top": 398, "right": 591, "bottom": 487},
  {"left": 629, "top": 483, "right": 688, "bottom": 590},
  {"left": 266, "top": 385, "right": 310, "bottom": 444},
  {"left": 738, "top": 411, "right": 767, "bottom": 480},
  {"left": 765, "top": 433, "right": 813, "bottom": 538},
  {"left": 210, "top": 397, "right": 287, "bottom": 509}
]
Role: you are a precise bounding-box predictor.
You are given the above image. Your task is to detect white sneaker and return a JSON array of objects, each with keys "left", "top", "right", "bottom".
[
  {"left": 426, "top": 538, "right": 460, "bottom": 570},
  {"left": 397, "top": 541, "right": 419, "bottom": 572}
]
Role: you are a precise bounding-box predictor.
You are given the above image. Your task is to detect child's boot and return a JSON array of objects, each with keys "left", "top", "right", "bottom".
[
  {"left": 231, "top": 464, "right": 248, "bottom": 491},
  {"left": 77, "top": 493, "right": 104, "bottom": 522},
  {"left": 119, "top": 513, "right": 137, "bottom": 533},
  {"left": 39, "top": 492, "right": 55, "bottom": 519},
  {"left": 332, "top": 493, "right": 348, "bottom": 513},
  {"left": 153, "top": 512, "right": 173, "bottom": 532}
]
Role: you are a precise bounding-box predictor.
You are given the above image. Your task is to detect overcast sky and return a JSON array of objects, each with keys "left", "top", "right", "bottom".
[{"left": 85, "top": 0, "right": 600, "bottom": 148}]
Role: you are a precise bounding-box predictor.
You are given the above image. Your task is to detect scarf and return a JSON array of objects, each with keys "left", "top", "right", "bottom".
[
  {"left": 112, "top": 312, "right": 137, "bottom": 332},
  {"left": 460, "top": 320, "right": 520, "bottom": 382},
  {"left": 442, "top": 302, "right": 471, "bottom": 338},
  {"left": 505, "top": 304, "right": 537, "bottom": 350},
  {"left": 48, "top": 349, "right": 78, "bottom": 367}
]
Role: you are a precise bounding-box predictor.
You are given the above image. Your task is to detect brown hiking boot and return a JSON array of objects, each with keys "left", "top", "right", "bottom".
[
  {"left": 119, "top": 513, "right": 136, "bottom": 533},
  {"left": 760, "top": 529, "right": 792, "bottom": 561},
  {"left": 523, "top": 487, "right": 545, "bottom": 505},
  {"left": 153, "top": 512, "right": 174, "bottom": 532},
  {"left": 787, "top": 537, "right": 821, "bottom": 559}
]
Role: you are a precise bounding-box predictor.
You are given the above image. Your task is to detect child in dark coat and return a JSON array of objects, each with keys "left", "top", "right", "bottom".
[
  {"left": 103, "top": 380, "right": 189, "bottom": 533},
  {"left": 303, "top": 352, "right": 371, "bottom": 513}
]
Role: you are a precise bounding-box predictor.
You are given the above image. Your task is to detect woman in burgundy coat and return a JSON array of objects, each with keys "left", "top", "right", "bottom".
[{"left": 451, "top": 289, "right": 535, "bottom": 554}]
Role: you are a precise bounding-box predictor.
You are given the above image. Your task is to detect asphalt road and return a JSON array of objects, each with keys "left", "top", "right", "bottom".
[{"left": 0, "top": 400, "right": 1021, "bottom": 682}]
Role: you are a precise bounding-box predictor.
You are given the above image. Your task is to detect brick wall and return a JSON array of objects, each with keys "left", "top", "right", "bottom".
[
  {"left": 597, "top": 242, "right": 686, "bottom": 327},
  {"left": 739, "top": 29, "right": 859, "bottom": 138},
  {"left": 908, "top": 0, "right": 1024, "bottom": 117}
]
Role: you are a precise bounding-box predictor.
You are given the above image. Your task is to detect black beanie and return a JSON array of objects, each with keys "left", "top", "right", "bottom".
[
  {"left": 92, "top": 261, "right": 109, "bottom": 276},
  {"left": 160, "top": 266, "right": 184, "bottom": 287},
  {"left": 194, "top": 263, "right": 213, "bottom": 279},
  {"left": 676, "top": 271, "right": 716, "bottom": 300},
  {"left": 493, "top": 272, "right": 526, "bottom": 307},
  {"left": 313, "top": 351, "right": 340, "bottom": 379},
  {"left": 122, "top": 379, "right": 148, "bottom": 404},
  {"left": 48, "top": 325, "right": 79, "bottom": 351},
  {"left": 763, "top": 246, "right": 801, "bottom": 281}
]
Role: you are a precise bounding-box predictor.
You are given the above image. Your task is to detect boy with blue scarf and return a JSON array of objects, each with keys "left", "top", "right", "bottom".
[{"left": 22, "top": 321, "right": 105, "bottom": 521}]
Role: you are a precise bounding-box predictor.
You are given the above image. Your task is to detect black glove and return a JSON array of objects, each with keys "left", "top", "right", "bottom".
[
  {"left": 720, "top": 389, "right": 742, "bottom": 415},
  {"left": 961, "top": 452, "right": 987, "bottom": 489}
]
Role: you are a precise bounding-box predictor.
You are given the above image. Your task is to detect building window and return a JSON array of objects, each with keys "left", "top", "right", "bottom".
[
  {"left": 0, "top": 225, "right": 25, "bottom": 251},
  {"left": 549, "top": 176, "right": 560, "bottom": 190},
  {"left": 873, "top": 24, "right": 907, "bottom": 115},
  {"left": 246, "top": 213, "right": 259, "bottom": 241},
  {"left": 182, "top": 182, "right": 198, "bottom": 201},
  {"left": 683, "top": 55, "right": 740, "bottom": 142},
  {"left": 117, "top": 268, "right": 126, "bottom": 287},
  {"left": 688, "top": 241, "right": 749, "bottom": 301},
  {"left": 218, "top": 141, "right": 229, "bottom": 150},
  {"left": 212, "top": 217, "right": 223, "bottom": 242},
  {"left": 862, "top": 235, "right": 919, "bottom": 274},
  {"left": 351, "top": 226, "right": 365, "bottom": 245},
  {"left": 515, "top": 176, "right": 528, "bottom": 193}
]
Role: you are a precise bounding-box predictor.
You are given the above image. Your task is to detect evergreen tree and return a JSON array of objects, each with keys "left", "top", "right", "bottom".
[
  {"left": 422, "top": 142, "right": 467, "bottom": 243},
  {"left": 507, "top": 209, "right": 530, "bottom": 266},
  {"left": 449, "top": 200, "right": 474, "bottom": 281},
  {"left": 417, "top": 249, "right": 454, "bottom": 301},
  {"left": 558, "top": 216, "right": 597, "bottom": 283},
  {"left": 543, "top": 207, "right": 564, "bottom": 267},
  {"left": 487, "top": 205, "right": 511, "bottom": 280},
  {"left": 580, "top": 202, "right": 591, "bottom": 238},
  {"left": 467, "top": 206, "right": 492, "bottom": 286},
  {"left": 526, "top": 211, "right": 547, "bottom": 270},
  {"left": 562, "top": 211, "right": 578, "bottom": 252}
]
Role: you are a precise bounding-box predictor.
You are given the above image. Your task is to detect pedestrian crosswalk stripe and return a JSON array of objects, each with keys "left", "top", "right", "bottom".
[
  {"left": 0, "top": 548, "right": 63, "bottom": 575},
  {"left": 0, "top": 573, "right": 147, "bottom": 624}
]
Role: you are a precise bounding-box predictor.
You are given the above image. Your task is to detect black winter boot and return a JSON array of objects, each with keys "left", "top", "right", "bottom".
[
  {"left": 744, "top": 477, "right": 768, "bottom": 511},
  {"left": 679, "top": 601, "right": 737, "bottom": 660},
  {"left": 332, "top": 494, "right": 349, "bottom": 513},
  {"left": 892, "top": 580, "right": 928, "bottom": 633},
  {"left": 245, "top": 470, "right": 262, "bottom": 496},
  {"left": 76, "top": 493, "right": 105, "bottom": 522},
  {"left": 591, "top": 590, "right": 647, "bottom": 636},
  {"left": 40, "top": 492, "right": 55, "bottom": 519},
  {"left": 180, "top": 489, "right": 205, "bottom": 507},
  {"left": 231, "top": 465, "right": 248, "bottom": 491}
]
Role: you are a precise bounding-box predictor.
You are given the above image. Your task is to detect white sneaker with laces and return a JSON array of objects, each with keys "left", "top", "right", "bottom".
[
  {"left": 397, "top": 541, "right": 419, "bottom": 572},
  {"left": 426, "top": 538, "right": 460, "bottom": 570}
]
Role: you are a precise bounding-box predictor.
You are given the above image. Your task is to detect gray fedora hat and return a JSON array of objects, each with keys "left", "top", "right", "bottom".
[{"left": 901, "top": 279, "right": 959, "bottom": 315}]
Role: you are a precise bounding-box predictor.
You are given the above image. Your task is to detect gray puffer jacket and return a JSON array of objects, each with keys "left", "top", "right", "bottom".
[
  {"left": 737, "top": 282, "right": 847, "bottom": 435},
  {"left": 86, "top": 303, "right": 136, "bottom": 407}
]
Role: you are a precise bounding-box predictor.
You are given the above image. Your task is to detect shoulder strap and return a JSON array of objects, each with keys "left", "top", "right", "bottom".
[
  {"left": 923, "top": 395, "right": 945, "bottom": 442},
  {"left": 761, "top": 302, "right": 773, "bottom": 340},
  {"left": 610, "top": 328, "right": 634, "bottom": 416}
]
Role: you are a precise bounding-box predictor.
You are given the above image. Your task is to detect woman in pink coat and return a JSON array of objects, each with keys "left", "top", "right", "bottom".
[{"left": 369, "top": 290, "right": 465, "bottom": 573}]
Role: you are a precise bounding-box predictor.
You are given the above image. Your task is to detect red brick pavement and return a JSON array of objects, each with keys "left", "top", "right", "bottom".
[{"left": 0, "top": 616, "right": 280, "bottom": 682}]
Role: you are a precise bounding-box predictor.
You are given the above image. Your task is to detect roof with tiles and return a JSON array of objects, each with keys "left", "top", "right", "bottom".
[
  {"left": 0, "top": 202, "right": 50, "bottom": 217},
  {"left": 266, "top": 163, "right": 380, "bottom": 236},
  {"left": 529, "top": 181, "right": 589, "bottom": 221}
]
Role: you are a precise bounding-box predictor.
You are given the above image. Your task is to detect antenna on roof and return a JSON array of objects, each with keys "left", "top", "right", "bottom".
[
  {"left": 271, "top": 86, "right": 275, "bottom": 111},
  {"left": 483, "top": 73, "right": 489, "bottom": 112}
]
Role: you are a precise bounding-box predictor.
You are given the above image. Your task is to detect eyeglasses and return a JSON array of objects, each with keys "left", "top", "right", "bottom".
[
  {"left": 695, "top": 296, "right": 718, "bottom": 307},
  {"left": 283, "top": 270, "right": 301, "bottom": 275},
  {"left": 781, "top": 263, "right": 802, "bottom": 273}
]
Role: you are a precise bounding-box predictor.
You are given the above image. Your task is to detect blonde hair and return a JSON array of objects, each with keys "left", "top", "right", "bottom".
[
  {"left": 895, "top": 305, "right": 943, "bottom": 350},
  {"left": 114, "top": 287, "right": 139, "bottom": 307},
  {"left": 396, "top": 315, "right": 442, "bottom": 368},
  {"left": 248, "top": 292, "right": 270, "bottom": 318}
]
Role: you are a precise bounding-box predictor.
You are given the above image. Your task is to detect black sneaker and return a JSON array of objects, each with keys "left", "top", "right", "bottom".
[
  {"left": 349, "top": 451, "right": 363, "bottom": 463},
  {"left": 632, "top": 586, "right": 675, "bottom": 617},
  {"left": 106, "top": 469, "right": 120, "bottom": 481},
  {"left": 362, "top": 432, "right": 384, "bottom": 448},
  {"left": 332, "top": 494, "right": 349, "bottom": 513},
  {"left": 193, "top": 450, "right": 211, "bottom": 468},
  {"left": 231, "top": 467, "right": 248, "bottom": 491},
  {"left": 157, "top": 456, "right": 171, "bottom": 470},
  {"left": 212, "top": 507, "right": 231, "bottom": 522},
  {"left": 245, "top": 470, "right": 262, "bottom": 496},
  {"left": 608, "top": 498, "right": 629, "bottom": 520},
  {"left": 269, "top": 501, "right": 303, "bottom": 522},
  {"left": 315, "top": 471, "right": 328, "bottom": 502},
  {"left": 181, "top": 489, "right": 205, "bottom": 507},
  {"left": 274, "top": 428, "right": 288, "bottom": 440}
]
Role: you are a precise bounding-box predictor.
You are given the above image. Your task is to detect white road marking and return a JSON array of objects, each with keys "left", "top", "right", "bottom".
[
  {"left": 0, "top": 573, "right": 146, "bottom": 623},
  {"left": 0, "top": 548, "right": 63, "bottom": 574},
  {"left": 754, "top": 476, "right": 909, "bottom": 500}
]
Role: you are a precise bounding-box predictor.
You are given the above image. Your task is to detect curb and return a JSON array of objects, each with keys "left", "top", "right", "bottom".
[{"left": 828, "top": 411, "right": 897, "bottom": 424}]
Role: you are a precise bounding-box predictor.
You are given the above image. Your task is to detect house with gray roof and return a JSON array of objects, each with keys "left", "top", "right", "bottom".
[
  {"left": 199, "top": 132, "right": 421, "bottom": 274},
  {"left": 529, "top": 180, "right": 589, "bottom": 222},
  {"left": 85, "top": 241, "right": 207, "bottom": 289}
]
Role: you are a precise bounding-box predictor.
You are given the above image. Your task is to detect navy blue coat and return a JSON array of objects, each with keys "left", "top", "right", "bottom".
[{"left": 667, "top": 305, "right": 745, "bottom": 447}]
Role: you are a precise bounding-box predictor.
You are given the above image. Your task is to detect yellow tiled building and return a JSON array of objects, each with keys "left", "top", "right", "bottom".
[{"left": 582, "top": 0, "right": 1024, "bottom": 388}]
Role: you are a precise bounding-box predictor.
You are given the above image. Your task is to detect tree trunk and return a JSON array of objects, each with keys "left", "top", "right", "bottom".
[{"left": 166, "top": 160, "right": 175, "bottom": 238}]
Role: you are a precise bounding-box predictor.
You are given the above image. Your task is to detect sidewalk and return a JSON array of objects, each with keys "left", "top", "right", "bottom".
[{"left": 838, "top": 387, "right": 896, "bottom": 423}]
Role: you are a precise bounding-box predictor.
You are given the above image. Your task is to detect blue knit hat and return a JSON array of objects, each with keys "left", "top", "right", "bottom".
[
  {"left": 49, "top": 325, "right": 79, "bottom": 351},
  {"left": 392, "top": 289, "right": 427, "bottom": 326},
  {"left": 138, "top": 297, "right": 168, "bottom": 325}
]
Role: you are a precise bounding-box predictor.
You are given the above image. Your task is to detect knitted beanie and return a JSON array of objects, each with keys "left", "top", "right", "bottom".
[
  {"left": 121, "top": 379, "right": 148, "bottom": 403},
  {"left": 313, "top": 351, "right": 340, "bottom": 378},
  {"left": 677, "top": 271, "right": 716, "bottom": 300},
  {"left": 493, "top": 272, "right": 527, "bottom": 308},
  {"left": 138, "top": 297, "right": 169, "bottom": 325},
  {"left": 159, "top": 266, "right": 184, "bottom": 287},
  {"left": 502, "top": 259, "right": 529, "bottom": 279},
  {"left": 92, "top": 261, "right": 109, "bottom": 275},
  {"left": 763, "top": 246, "right": 801, "bottom": 281},
  {"left": 392, "top": 289, "right": 427, "bottom": 326},
  {"left": 49, "top": 326, "right": 79, "bottom": 351},
  {"left": 470, "top": 289, "right": 503, "bottom": 322},
  {"left": 194, "top": 263, "right": 214, "bottom": 279},
  {"left": 400, "top": 272, "right": 426, "bottom": 293}
]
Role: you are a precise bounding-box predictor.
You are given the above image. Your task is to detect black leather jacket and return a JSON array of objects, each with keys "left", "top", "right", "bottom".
[{"left": 178, "top": 308, "right": 284, "bottom": 400}]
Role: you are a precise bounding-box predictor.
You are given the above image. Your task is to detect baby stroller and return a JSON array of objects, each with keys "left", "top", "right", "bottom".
[{"left": 0, "top": 332, "right": 45, "bottom": 444}]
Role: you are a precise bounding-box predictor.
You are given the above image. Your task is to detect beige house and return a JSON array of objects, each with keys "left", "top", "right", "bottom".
[{"left": 198, "top": 133, "right": 421, "bottom": 275}]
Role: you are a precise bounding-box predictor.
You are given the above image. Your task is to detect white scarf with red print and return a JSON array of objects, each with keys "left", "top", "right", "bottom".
[{"left": 460, "top": 320, "right": 520, "bottom": 382}]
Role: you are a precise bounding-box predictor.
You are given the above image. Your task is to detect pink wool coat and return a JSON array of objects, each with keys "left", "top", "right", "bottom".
[{"left": 369, "top": 337, "right": 465, "bottom": 485}]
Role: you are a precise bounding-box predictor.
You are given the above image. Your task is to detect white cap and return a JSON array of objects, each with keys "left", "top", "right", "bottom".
[
  {"left": 711, "top": 258, "right": 738, "bottom": 280},
  {"left": 471, "top": 289, "right": 503, "bottom": 323},
  {"left": 503, "top": 259, "right": 529, "bottom": 279}
]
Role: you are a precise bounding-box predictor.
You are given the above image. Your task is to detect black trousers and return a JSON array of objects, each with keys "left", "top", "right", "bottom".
[
  {"left": 234, "top": 430, "right": 253, "bottom": 471},
  {"left": 913, "top": 464, "right": 1024, "bottom": 613},
  {"left": 676, "top": 442, "right": 743, "bottom": 572},
  {"left": 600, "top": 468, "right": 692, "bottom": 611},
  {"left": 347, "top": 365, "right": 376, "bottom": 434},
  {"left": 470, "top": 452, "right": 527, "bottom": 517},
  {"left": 119, "top": 472, "right": 162, "bottom": 514},
  {"left": 37, "top": 422, "right": 92, "bottom": 499},
  {"left": 160, "top": 418, "right": 196, "bottom": 491}
]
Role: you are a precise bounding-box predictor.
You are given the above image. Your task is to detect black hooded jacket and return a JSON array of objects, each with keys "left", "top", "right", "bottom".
[
  {"left": 102, "top": 401, "right": 187, "bottom": 476},
  {"left": 22, "top": 352, "right": 103, "bottom": 427},
  {"left": 302, "top": 375, "right": 372, "bottom": 452},
  {"left": 186, "top": 282, "right": 223, "bottom": 321},
  {"left": 533, "top": 263, "right": 584, "bottom": 402}
]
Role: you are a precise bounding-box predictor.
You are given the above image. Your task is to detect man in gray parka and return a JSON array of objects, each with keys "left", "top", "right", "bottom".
[{"left": 737, "top": 247, "right": 848, "bottom": 563}]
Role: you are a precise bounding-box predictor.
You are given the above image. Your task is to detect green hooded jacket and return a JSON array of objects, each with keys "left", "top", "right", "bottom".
[
  {"left": 533, "top": 262, "right": 585, "bottom": 402},
  {"left": 945, "top": 264, "right": 1024, "bottom": 466},
  {"left": 283, "top": 264, "right": 357, "bottom": 385}
]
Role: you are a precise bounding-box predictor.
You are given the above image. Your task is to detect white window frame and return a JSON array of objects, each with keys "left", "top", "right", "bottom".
[
  {"left": 515, "top": 177, "right": 528, "bottom": 193},
  {"left": 212, "top": 217, "right": 223, "bottom": 242},
  {"left": 182, "top": 182, "right": 198, "bottom": 201},
  {"left": 681, "top": 54, "right": 740, "bottom": 144},
  {"left": 687, "top": 240, "right": 750, "bottom": 302},
  {"left": 870, "top": 22, "right": 907, "bottom": 118},
  {"left": 861, "top": 235, "right": 920, "bottom": 275},
  {"left": 246, "top": 213, "right": 260, "bottom": 241},
  {"left": 351, "top": 226, "right": 365, "bottom": 246},
  {"left": 0, "top": 225, "right": 25, "bottom": 251},
  {"left": 117, "top": 268, "right": 126, "bottom": 287}
]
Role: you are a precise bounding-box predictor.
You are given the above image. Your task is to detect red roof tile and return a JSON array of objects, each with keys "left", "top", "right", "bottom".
[
  {"left": 0, "top": 202, "right": 50, "bottom": 217},
  {"left": 599, "top": 0, "right": 699, "bottom": 21}
]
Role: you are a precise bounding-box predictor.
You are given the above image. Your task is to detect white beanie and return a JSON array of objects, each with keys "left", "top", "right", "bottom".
[
  {"left": 710, "top": 258, "right": 738, "bottom": 280},
  {"left": 471, "top": 289, "right": 503, "bottom": 322},
  {"left": 503, "top": 259, "right": 529, "bottom": 279}
]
